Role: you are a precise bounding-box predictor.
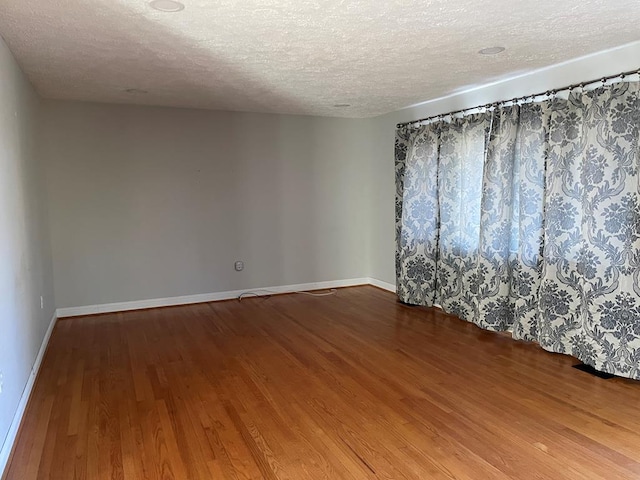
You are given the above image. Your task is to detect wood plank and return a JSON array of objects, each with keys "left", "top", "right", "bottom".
[{"left": 4, "top": 286, "right": 640, "bottom": 479}]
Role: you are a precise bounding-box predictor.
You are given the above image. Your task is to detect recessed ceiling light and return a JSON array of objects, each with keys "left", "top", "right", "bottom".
[
  {"left": 479, "top": 46, "right": 505, "bottom": 55},
  {"left": 124, "top": 88, "right": 148, "bottom": 94},
  {"left": 149, "top": 0, "right": 185, "bottom": 12},
  {"left": 334, "top": 104, "right": 351, "bottom": 108}
]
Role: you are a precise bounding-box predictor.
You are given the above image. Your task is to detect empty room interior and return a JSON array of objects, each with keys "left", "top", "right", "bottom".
[{"left": 2, "top": 1, "right": 640, "bottom": 478}]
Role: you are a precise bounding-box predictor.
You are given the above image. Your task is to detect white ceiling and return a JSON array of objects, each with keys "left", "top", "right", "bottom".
[{"left": 0, "top": 0, "right": 638, "bottom": 118}]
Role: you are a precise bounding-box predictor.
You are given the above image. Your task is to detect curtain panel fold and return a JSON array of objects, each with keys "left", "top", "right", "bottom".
[{"left": 395, "top": 81, "right": 640, "bottom": 379}]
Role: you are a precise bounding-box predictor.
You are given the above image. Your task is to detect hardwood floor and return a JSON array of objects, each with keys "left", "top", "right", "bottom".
[{"left": 4, "top": 286, "right": 640, "bottom": 479}]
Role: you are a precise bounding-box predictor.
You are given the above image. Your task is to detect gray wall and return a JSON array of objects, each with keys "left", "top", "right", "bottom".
[
  {"left": 368, "top": 41, "right": 640, "bottom": 285},
  {"left": 40, "top": 101, "right": 374, "bottom": 308},
  {"left": 0, "top": 40, "right": 54, "bottom": 456},
  {"left": 25, "top": 39, "right": 640, "bottom": 315}
]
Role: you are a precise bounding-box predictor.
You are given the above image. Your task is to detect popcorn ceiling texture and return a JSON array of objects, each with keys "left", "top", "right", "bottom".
[{"left": 0, "top": 0, "right": 638, "bottom": 118}]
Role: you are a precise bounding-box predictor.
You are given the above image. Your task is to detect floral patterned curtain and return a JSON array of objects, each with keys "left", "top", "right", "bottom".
[{"left": 395, "top": 80, "right": 640, "bottom": 379}]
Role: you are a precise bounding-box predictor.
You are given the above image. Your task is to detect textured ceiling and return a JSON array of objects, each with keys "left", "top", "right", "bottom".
[{"left": 0, "top": 0, "right": 639, "bottom": 117}]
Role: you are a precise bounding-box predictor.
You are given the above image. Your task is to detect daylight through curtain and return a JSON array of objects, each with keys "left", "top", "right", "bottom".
[{"left": 395, "top": 80, "right": 640, "bottom": 379}]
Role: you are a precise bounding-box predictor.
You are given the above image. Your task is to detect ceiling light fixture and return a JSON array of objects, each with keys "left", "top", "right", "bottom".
[
  {"left": 334, "top": 104, "right": 351, "bottom": 108},
  {"left": 478, "top": 46, "right": 505, "bottom": 55},
  {"left": 149, "top": 0, "right": 185, "bottom": 12}
]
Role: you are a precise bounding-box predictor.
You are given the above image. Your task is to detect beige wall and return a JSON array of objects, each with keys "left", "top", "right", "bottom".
[
  {"left": 368, "top": 41, "right": 640, "bottom": 286},
  {"left": 40, "top": 101, "right": 374, "bottom": 308},
  {"left": 0, "top": 39, "right": 54, "bottom": 458}
]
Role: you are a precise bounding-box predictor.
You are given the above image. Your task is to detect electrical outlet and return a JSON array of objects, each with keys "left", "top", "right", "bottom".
[
  {"left": 40, "top": 296, "right": 44, "bottom": 309},
  {"left": 234, "top": 261, "right": 244, "bottom": 272}
]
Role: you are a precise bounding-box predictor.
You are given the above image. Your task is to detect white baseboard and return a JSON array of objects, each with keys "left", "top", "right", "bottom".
[
  {"left": 56, "top": 278, "right": 373, "bottom": 318},
  {"left": 0, "top": 311, "right": 57, "bottom": 477},
  {"left": 368, "top": 277, "right": 396, "bottom": 293}
]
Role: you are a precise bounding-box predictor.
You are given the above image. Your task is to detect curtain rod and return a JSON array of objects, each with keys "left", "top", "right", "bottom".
[{"left": 396, "top": 68, "right": 640, "bottom": 129}]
